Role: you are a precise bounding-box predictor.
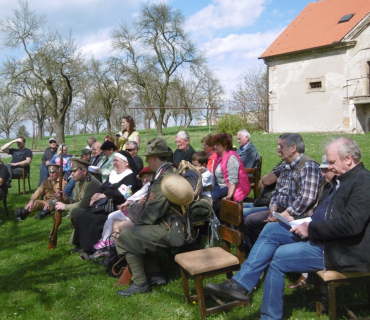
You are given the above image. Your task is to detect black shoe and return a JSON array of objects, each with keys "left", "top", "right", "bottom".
[
  {"left": 70, "top": 246, "right": 84, "bottom": 254},
  {"left": 117, "top": 282, "right": 151, "bottom": 297},
  {"left": 206, "top": 279, "right": 249, "bottom": 301},
  {"left": 14, "top": 207, "right": 22, "bottom": 219},
  {"left": 147, "top": 272, "right": 166, "bottom": 286},
  {"left": 35, "top": 209, "right": 52, "bottom": 220},
  {"left": 14, "top": 208, "right": 30, "bottom": 221}
]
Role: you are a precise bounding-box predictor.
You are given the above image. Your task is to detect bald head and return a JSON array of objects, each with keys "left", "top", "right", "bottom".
[{"left": 91, "top": 141, "right": 102, "bottom": 157}]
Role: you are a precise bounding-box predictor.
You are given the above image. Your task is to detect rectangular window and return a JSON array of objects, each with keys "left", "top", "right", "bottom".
[
  {"left": 306, "top": 77, "right": 325, "bottom": 93},
  {"left": 309, "top": 81, "right": 322, "bottom": 89}
]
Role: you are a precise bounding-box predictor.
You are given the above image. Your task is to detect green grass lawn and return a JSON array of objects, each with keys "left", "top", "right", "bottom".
[{"left": 0, "top": 128, "right": 369, "bottom": 320}]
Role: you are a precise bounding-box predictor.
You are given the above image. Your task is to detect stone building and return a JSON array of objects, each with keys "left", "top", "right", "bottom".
[{"left": 260, "top": 0, "right": 370, "bottom": 133}]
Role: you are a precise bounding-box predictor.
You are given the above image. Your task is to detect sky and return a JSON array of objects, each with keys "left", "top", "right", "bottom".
[{"left": 0, "top": 0, "right": 315, "bottom": 96}]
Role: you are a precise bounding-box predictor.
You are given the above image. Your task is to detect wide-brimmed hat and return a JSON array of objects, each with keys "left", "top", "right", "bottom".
[
  {"left": 320, "top": 155, "right": 329, "bottom": 169},
  {"left": 70, "top": 158, "right": 91, "bottom": 171},
  {"left": 47, "top": 164, "right": 60, "bottom": 173},
  {"left": 161, "top": 173, "right": 194, "bottom": 207},
  {"left": 141, "top": 137, "right": 172, "bottom": 157}
]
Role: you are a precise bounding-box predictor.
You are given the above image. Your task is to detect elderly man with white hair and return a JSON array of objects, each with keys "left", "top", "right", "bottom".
[
  {"left": 173, "top": 130, "right": 195, "bottom": 166},
  {"left": 236, "top": 129, "right": 260, "bottom": 168},
  {"left": 207, "top": 137, "right": 370, "bottom": 320}
]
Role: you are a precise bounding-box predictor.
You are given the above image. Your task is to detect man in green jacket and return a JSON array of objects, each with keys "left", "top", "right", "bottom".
[
  {"left": 55, "top": 158, "right": 101, "bottom": 225},
  {"left": 116, "top": 137, "right": 176, "bottom": 297}
]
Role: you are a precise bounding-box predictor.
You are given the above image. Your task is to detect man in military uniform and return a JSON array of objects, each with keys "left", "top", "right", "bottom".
[
  {"left": 80, "top": 149, "right": 92, "bottom": 162},
  {"left": 115, "top": 137, "right": 176, "bottom": 297},
  {"left": 55, "top": 158, "right": 101, "bottom": 225},
  {"left": 14, "top": 164, "right": 67, "bottom": 221}
]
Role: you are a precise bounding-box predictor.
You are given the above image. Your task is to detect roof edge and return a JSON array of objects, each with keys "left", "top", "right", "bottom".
[
  {"left": 342, "top": 13, "right": 370, "bottom": 41},
  {"left": 259, "top": 40, "right": 357, "bottom": 62}
]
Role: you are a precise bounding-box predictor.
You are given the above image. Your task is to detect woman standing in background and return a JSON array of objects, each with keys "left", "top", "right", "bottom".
[{"left": 116, "top": 116, "right": 140, "bottom": 151}]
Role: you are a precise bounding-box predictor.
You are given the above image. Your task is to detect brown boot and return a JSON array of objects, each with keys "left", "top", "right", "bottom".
[{"left": 287, "top": 275, "right": 308, "bottom": 290}]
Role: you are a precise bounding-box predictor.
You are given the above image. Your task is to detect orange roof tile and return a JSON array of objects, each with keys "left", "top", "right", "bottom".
[{"left": 260, "top": 0, "right": 370, "bottom": 59}]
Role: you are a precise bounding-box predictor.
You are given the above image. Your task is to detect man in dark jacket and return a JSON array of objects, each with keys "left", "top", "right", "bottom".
[
  {"left": 115, "top": 137, "right": 176, "bottom": 297},
  {"left": 236, "top": 129, "right": 260, "bottom": 168},
  {"left": 206, "top": 137, "right": 370, "bottom": 320},
  {"left": 173, "top": 131, "right": 195, "bottom": 166},
  {"left": 38, "top": 137, "right": 59, "bottom": 186}
]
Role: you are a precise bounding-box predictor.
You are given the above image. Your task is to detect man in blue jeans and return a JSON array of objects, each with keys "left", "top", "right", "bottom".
[{"left": 206, "top": 137, "right": 370, "bottom": 320}]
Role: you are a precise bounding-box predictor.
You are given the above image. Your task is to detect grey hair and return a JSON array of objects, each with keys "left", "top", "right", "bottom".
[
  {"left": 176, "top": 131, "right": 190, "bottom": 141},
  {"left": 126, "top": 141, "right": 139, "bottom": 150},
  {"left": 237, "top": 129, "right": 251, "bottom": 139},
  {"left": 329, "top": 137, "right": 362, "bottom": 164},
  {"left": 281, "top": 133, "right": 305, "bottom": 153}
]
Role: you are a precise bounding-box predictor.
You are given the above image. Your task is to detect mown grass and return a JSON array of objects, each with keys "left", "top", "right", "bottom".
[{"left": 0, "top": 127, "right": 369, "bottom": 320}]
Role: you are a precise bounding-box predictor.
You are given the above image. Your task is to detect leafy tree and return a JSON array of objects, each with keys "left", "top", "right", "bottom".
[{"left": 16, "top": 124, "right": 30, "bottom": 138}]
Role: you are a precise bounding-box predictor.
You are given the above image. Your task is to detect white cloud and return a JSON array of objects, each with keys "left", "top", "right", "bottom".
[
  {"left": 79, "top": 28, "right": 113, "bottom": 59},
  {"left": 202, "top": 28, "right": 285, "bottom": 58},
  {"left": 186, "top": 0, "right": 268, "bottom": 33}
]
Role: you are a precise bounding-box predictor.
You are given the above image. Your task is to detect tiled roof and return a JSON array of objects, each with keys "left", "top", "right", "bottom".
[{"left": 260, "top": 0, "right": 370, "bottom": 59}]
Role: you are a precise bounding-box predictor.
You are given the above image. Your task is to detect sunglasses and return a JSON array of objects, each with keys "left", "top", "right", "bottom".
[
  {"left": 49, "top": 141, "right": 57, "bottom": 143},
  {"left": 126, "top": 148, "right": 135, "bottom": 152}
]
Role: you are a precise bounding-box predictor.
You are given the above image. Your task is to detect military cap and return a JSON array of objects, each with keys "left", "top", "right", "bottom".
[
  {"left": 141, "top": 137, "right": 172, "bottom": 157},
  {"left": 80, "top": 149, "right": 92, "bottom": 156},
  {"left": 70, "top": 158, "right": 90, "bottom": 171},
  {"left": 320, "top": 155, "right": 329, "bottom": 169},
  {"left": 47, "top": 164, "right": 60, "bottom": 173}
]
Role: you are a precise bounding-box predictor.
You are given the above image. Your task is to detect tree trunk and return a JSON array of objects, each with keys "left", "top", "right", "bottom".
[
  {"left": 54, "top": 115, "right": 65, "bottom": 143},
  {"left": 37, "top": 121, "right": 43, "bottom": 140}
]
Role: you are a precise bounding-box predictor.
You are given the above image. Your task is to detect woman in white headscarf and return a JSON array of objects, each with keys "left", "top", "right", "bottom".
[{"left": 72, "top": 151, "right": 140, "bottom": 253}]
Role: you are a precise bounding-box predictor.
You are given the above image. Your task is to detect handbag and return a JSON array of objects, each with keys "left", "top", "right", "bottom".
[
  {"left": 107, "top": 254, "right": 126, "bottom": 278},
  {"left": 126, "top": 202, "right": 145, "bottom": 223},
  {"left": 91, "top": 197, "right": 114, "bottom": 214}
]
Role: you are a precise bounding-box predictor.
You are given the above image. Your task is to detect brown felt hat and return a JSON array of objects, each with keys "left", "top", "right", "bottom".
[{"left": 141, "top": 137, "right": 172, "bottom": 157}]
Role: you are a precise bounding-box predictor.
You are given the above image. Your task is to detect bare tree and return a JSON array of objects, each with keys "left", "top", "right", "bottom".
[
  {"left": 0, "top": 85, "right": 24, "bottom": 139},
  {"left": 198, "top": 69, "right": 224, "bottom": 126},
  {"left": 111, "top": 2, "right": 204, "bottom": 135},
  {"left": 230, "top": 66, "right": 268, "bottom": 130},
  {"left": 88, "top": 57, "right": 126, "bottom": 134},
  {"left": 0, "top": 0, "right": 84, "bottom": 143}
]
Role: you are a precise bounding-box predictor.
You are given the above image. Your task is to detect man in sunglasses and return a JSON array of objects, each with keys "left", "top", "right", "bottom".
[{"left": 126, "top": 141, "right": 143, "bottom": 172}]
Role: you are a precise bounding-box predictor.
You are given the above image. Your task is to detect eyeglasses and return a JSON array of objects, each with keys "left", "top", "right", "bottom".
[{"left": 126, "top": 148, "right": 135, "bottom": 152}]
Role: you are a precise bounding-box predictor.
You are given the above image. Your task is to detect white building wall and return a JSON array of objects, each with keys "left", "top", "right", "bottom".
[{"left": 266, "top": 24, "right": 370, "bottom": 133}]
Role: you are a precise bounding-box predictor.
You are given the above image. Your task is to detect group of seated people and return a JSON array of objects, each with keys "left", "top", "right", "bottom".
[{"left": 2, "top": 117, "right": 370, "bottom": 320}]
